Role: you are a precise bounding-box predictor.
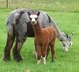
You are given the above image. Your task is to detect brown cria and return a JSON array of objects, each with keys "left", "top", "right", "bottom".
[{"left": 29, "top": 13, "right": 57, "bottom": 64}]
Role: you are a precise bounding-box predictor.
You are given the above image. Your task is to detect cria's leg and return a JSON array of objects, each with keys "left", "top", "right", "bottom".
[
  {"left": 35, "top": 51, "right": 37, "bottom": 59},
  {"left": 42, "top": 45, "right": 48, "bottom": 64},
  {"left": 36, "top": 44, "right": 41, "bottom": 64},
  {"left": 37, "top": 60, "right": 41, "bottom": 65},
  {"left": 34, "top": 42, "right": 37, "bottom": 58},
  {"left": 43, "top": 56, "right": 46, "bottom": 64},
  {"left": 46, "top": 46, "right": 50, "bottom": 59},
  {"left": 50, "top": 42, "right": 55, "bottom": 62}
]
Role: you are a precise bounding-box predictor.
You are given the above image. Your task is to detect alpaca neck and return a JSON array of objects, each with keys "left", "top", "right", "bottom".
[
  {"left": 51, "top": 19, "right": 66, "bottom": 41},
  {"left": 33, "top": 21, "right": 42, "bottom": 37}
]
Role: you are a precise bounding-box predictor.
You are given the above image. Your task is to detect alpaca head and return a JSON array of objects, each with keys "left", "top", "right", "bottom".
[
  {"left": 60, "top": 32, "right": 72, "bottom": 52},
  {"left": 28, "top": 11, "right": 40, "bottom": 25}
]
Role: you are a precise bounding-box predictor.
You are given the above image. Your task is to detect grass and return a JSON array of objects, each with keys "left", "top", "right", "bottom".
[
  {"left": 0, "top": 0, "right": 79, "bottom": 12},
  {"left": 0, "top": 5, "right": 79, "bottom": 72}
]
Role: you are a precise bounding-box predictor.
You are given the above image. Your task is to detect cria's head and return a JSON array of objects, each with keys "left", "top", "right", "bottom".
[
  {"left": 28, "top": 10, "right": 40, "bottom": 25},
  {"left": 30, "top": 14, "right": 38, "bottom": 24}
]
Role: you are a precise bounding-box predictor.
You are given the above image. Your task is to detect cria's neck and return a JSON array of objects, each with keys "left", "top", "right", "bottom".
[{"left": 32, "top": 21, "right": 42, "bottom": 37}]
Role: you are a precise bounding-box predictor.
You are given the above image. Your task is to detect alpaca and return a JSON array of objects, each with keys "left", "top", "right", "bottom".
[{"left": 29, "top": 12, "right": 57, "bottom": 64}]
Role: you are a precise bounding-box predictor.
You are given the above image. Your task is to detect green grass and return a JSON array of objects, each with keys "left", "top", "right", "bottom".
[
  {"left": 0, "top": 0, "right": 79, "bottom": 12},
  {"left": 0, "top": 8, "right": 79, "bottom": 72}
]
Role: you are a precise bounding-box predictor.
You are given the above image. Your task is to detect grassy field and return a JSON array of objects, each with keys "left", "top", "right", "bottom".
[
  {"left": 0, "top": 8, "right": 79, "bottom": 72},
  {"left": 0, "top": 0, "right": 79, "bottom": 71},
  {"left": 0, "top": 0, "right": 79, "bottom": 12}
]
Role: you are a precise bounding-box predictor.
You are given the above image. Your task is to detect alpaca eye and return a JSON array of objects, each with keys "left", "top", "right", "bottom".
[{"left": 35, "top": 18, "right": 37, "bottom": 20}]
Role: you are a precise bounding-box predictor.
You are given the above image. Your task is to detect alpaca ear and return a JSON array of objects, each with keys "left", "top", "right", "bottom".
[
  {"left": 20, "top": 11, "right": 24, "bottom": 14},
  {"left": 37, "top": 12, "right": 40, "bottom": 16},
  {"left": 66, "top": 34, "right": 69, "bottom": 38},
  {"left": 27, "top": 12, "right": 31, "bottom": 16}
]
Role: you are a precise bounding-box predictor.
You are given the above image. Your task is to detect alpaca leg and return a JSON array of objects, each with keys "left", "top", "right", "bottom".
[
  {"left": 36, "top": 45, "right": 41, "bottom": 64},
  {"left": 42, "top": 45, "right": 48, "bottom": 64},
  {"left": 35, "top": 50, "right": 37, "bottom": 59},
  {"left": 13, "top": 41, "right": 22, "bottom": 62},
  {"left": 13, "top": 36, "right": 27, "bottom": 62},
  {"left": 42, "top": 53, "right": 46, "bottom": 64},
  {"left": 43, "top": 56, "right": 46, "bottom": 64},
  {"left": 3, "top": 25, "right": 15, "bottom": 61},
  {"left": 3, "top": 34, "right": 15, "bottom": 61},
  {"left": 46, "top": 46, "right": 50, "bottom": 59},
  {"left": 50, "top": 42, "right": 55, "bottom": 62},
  {"left": 37, "top": 60, "right": 41, "bottom": 65},
  {"left": 34, "top": 42, "right": 37, "bottom": 58}
]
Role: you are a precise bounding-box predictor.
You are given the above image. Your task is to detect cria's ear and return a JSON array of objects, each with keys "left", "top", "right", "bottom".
[
  {"left": 37, "top": 11, "right": 40, "bottom": 16},
  {"left": 27, "top": 12, "right": 31, "bottom": 16}
]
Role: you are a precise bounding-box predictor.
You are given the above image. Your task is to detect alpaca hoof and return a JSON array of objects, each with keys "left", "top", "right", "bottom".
[
  {"left": 14, "top": 58, "right": 22, "bottom": 62},
  {"left": 43, "top": 56, "right": 46, "bottom": 64},
  {"left": 14, "top": 56, "right": 22, "bottom": 62},
  {"left": 43, "top": 59, "right": 46, "bottom": 64},
  {"left": 37, "top": 60, "right": 41, "bottom": 65},
  {"left": 3, "top": 57, "right": 10, "bottom": 61},
  {"left": 14, "top": 57, "right": 22, "bottom": 62},
  {"left": 43, "top": 61, "right": 46, "bottom": 64}
]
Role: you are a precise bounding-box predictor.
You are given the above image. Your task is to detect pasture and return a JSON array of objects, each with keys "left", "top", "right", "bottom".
[{"left": 0, "top": 0, "right": 79, "bottom": 72}]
